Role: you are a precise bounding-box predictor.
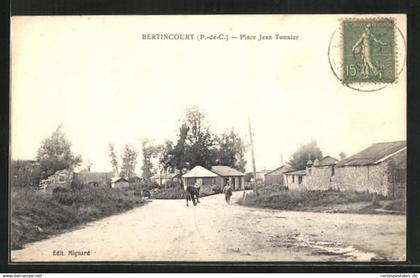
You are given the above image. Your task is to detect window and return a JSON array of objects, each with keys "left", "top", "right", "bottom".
[
  {"left": 292, "top": 175, "right": 295, "bottom": 183},
  {"left": 58, "top": 174, "right": 66, "bottom": 183},
  {"left": 298, "top": 176, "right": 303, "bottom": 184},
  {"left": 331, "top": 165, "right": 335, "bottom": 176}
]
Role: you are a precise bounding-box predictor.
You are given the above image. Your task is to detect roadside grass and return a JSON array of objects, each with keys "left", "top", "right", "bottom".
[
  {"left": 11, "top": 186, "right": 145, "bottom": 250},
  {"left": 237, "top": 185, "right": 405, "bottom": 214}
]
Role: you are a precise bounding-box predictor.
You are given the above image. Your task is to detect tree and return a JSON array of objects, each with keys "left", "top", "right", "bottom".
[
  {"left": 183, "top": 106, "right": 218, "bottom": 169},
  {"left": 216, "top": 129, "right": 247, "bottom": 172},
  {"left": 141, "top": 139, "right": 158, "bottom": 182},
  {"left": 108, "top": 143, "right": 119, "bottom": 176},
  {"left": 288, "top": 141, "right": 323, "bottom": 170},
  {"left": 36, "top": 125, "right": 82, "bottom": 176},
  {"left": 339, "top": 152, "right": 347, "bottom": 160},
  {"left": 120, "top": 144, "right": 138, "bottom": 179}
]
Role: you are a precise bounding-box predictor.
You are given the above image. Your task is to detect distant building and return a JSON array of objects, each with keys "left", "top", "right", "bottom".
[
  {"left": 332, "top": 141, "right": 406, "bottom": 198},
  {"left": 283, "top": 169, "right": 307, "bottom": 190},
  {"left": 255, "top": 170, "right": 271, "bottom": 183},
  {"left": 264, "top": 165, "right": 292, "bottom": 186},
  {"left": 111, "top": 177, "right": 129, "bottom": 189},
  {"left": 73, "top": 171, "right": 113, "bottom": 187},
  {"left": 151, "top": 172, "right": 181, "bottom": 186},
  {"left": 181, "top": 165, "right": 245, "bottom": 193}
]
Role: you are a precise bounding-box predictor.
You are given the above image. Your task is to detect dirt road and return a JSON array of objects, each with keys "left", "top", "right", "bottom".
[{"left": 11, "top": 191, "right": 405, "bottom": 262}]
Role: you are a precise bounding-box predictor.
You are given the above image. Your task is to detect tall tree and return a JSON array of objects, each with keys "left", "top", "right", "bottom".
[
  {"left": 36, "top": 125, "right": 82, "bottom": 176},
  {"left": 108, "top": 143, "right": 119, "bottom": 176},
  {"left": 183, "top": 106, "right": 217, "bottom": 169},
  {"left": 288, "top": 141, "right": 323, "bottom": 170},
  {"left": 217, "top": 129, "right": 247, "bottom": 172},
  {"left": 141, "top": 139, "right": 158, "bottom": 182},
  {"left": 120, "top": 144, "right": 138, "bottom": 179}
]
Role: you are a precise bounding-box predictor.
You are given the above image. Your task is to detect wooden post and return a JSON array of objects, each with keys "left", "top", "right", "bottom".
[{"left": 248, "top": 117, "right": 257, "bottom": 194}]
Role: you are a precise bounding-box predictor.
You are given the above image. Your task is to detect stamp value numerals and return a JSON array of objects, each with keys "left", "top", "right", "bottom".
[{"left": 342, "top": 19, "right": 396, "bottom": 84}]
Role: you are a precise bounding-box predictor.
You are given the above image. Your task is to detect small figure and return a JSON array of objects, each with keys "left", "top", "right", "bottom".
[
  {"left": 194, "top": 181, "right": 201, "bottom": 203},
  {"left": 223, "top": 182, "right": 233, "bottom": 204}
]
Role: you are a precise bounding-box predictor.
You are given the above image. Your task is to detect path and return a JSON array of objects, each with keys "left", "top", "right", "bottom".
[{"left": 11, "top": 191, "right": 405, "bottom": 262}]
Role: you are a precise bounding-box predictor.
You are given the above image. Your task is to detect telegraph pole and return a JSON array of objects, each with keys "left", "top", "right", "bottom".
[{"left": 248, "top": 117, "right": 257, "bottom": 194}]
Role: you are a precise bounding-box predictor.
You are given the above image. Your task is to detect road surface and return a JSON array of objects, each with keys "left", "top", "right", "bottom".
[{"left": 11, "top": 191, "right": 405, "bottom": 262}]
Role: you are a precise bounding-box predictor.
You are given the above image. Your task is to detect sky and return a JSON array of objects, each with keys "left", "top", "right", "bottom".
[{"left": 11, "top": 15, "right": 406, "bottom": 173}]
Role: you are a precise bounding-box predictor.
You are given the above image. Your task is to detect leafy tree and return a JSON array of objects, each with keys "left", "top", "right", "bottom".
[
  {"left": 339, "top": 152, "right": 347, "bottom": 160},
  {"left": 288, "top": 141, "right": 323, "bottom": 170},
  {"left": 108, "top": 143, "right": 119, "bottom": 176},
  {"left": 36, "top": 125, "right": 82, "bottom": 177},
  {"left": 216, "top": 129, "right": 247, "bottom": 172},
  {"left": 120, "top": 144, "right": 138, "bottom": 179},
  {"left": 183, "top": 106, "right": 218, "bottom": 169},
  {"left": 140, "top": 139, "right": 160, "bottom": 182}
]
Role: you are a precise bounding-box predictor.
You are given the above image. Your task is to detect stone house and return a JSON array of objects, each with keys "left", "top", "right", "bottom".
[
  {"left": 264, "top": 165, "right": 292, "bottom": 186},
  {"left": 39, "top": 169, "right": 74, "bottom": 192},
  {"left": 304, "top": 156, "right": 338, "bottom": 190},
  {"left": 331, "top": 141, "right": 406, "bottom": 198}
]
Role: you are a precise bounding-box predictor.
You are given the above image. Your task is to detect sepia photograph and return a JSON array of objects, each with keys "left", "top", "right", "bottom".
[{"left": 9, "top": 14, "right": 406, "bottom": 262}]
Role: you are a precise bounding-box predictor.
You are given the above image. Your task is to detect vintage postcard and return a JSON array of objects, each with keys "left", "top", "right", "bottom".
[{"left": 10, "top": 14, "right": 406, "bottom": 262}]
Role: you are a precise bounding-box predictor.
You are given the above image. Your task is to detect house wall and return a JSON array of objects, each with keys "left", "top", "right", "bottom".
[
  {"left": 265, "top": 174, "right": 285, "bottom": 186},
  {"left": 304, "top": 166, "right": 335, "bottom": 191},
  {"left": 331, "top": 163, "right": 389, "bottom": 196},
  {"left": 41, "top": 169, "right": 74, "bottom": 193},
  {"left": 284, "top": 174, "right": 306, "bottom": 190}
]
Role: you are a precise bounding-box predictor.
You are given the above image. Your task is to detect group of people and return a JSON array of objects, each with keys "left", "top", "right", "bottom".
[{"left": 185, "top": 181, "right": 233, "bottom": 206}]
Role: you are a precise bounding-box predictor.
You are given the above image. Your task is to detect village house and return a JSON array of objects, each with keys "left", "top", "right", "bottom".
[
  {"left": 264, "top": 165, "right": 292, "bottom": 186},
  {"left": 182, "top": 165, "right": 245, "bottom": 193},
  {"left": 332, "top": 141, "right": 406, "bottom": 198},
  {"left": 111, "top": 177, "right": 130, "bottom": 189},
  {"left": 304, "top": 156, "right": 339, "bottom": 190},
  {"left": 283, "top": 169, "right": 307, "bottom": 190},
  {"left": 211, "top": 165, "right": 245, "bottom": 191}
]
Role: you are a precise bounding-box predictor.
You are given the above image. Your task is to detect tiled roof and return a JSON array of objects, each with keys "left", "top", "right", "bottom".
[
  {"left": 337, "top": 141, "right": 406, "bottom": 167},
  {"left": 211, "top": 165, "right": 244, "bottom": 177}
]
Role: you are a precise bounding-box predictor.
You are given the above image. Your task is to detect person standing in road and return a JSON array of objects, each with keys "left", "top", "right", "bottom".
[
  {"left": 223, "top": 181, "right": 233, "bottom": 204},
  {"left": 194, "top": 181, "right": 201, "bottom": 203}
]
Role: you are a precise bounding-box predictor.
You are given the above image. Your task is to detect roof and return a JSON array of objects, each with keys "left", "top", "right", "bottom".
[
  {"left": 337, "top": 141, "right": 406, "bottom": 167},
  {"left": 111, "top": 177, "right": 128, "bottom": 183},
  {"left": 182, "top": 165, "right": 219, "bottom": 178},
  {"left": 316, "top": 156, "right": 338, "bottom": 167},
  {"left": 284, "top": 169, "right": 306, "bottom": 176},
  {"left": 265, "top": 165, "right": 293, "bottom": 176},
  {"left": 211, "top": 165, "right": 245, "bottom": 177}
]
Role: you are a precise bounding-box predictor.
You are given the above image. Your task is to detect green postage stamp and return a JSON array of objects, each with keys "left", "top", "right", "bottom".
[{"left": 342, "top": 19, "right": 396, "bottom": 84}]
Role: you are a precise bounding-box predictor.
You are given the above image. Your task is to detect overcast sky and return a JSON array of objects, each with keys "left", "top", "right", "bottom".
[{"left": 11, "top": 15, "right": 406, "bottom": 173}]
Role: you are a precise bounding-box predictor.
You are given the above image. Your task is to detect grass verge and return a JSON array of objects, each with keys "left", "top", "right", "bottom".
[
  {"left": 11, "top": 186, "right": 145, "bottom": 250},
  {"left": 237, "top": 185, "right": 405, "bottom": 214}
]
